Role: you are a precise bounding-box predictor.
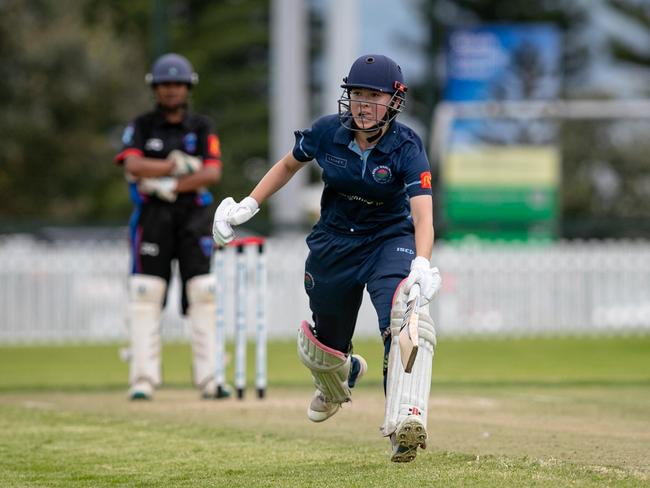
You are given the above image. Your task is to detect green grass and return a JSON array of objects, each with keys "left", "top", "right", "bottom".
[
  {"left": 0, "top": 336, "right": 648, "bottom": 487},
  {"left": 1, "top": 336, "right": 648, "bottom": 391}
]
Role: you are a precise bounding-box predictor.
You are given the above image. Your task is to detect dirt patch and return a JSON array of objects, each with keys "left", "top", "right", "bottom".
[{"left": 1, "top": 385, "right": 648, "bottom": 476}]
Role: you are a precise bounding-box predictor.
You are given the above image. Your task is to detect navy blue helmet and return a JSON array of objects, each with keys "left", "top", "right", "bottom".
[
  {"left": 145, "top": 53, "right": 198, "bottom": 86},
  {"left": 338, "top": 54, "right": 408, "bottom": 132},
  {"left": 341, "top": 54, "right": 406, "bottom": 94}
]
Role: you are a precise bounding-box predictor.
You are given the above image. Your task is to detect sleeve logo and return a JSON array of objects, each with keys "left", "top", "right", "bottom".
[
  {"left": 121, "top": 124, "right": 134, "bottom": 145},
  {"left": 420, "top": 171, "right": 432, "bottom": 189},
  {"left": 208, "top": 134, "right": 221, "bottom": 158}
]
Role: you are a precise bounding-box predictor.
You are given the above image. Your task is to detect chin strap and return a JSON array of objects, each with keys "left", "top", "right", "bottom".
[
  {"left": 353, "top": 111, "right": 391, "bottom": 144},
  {"left": 366, "top": 129, "right": 383, "bottom": 144}
]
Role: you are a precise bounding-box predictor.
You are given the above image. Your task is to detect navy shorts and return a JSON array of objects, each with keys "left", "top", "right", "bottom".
[
  {"left": 130, "top": 195, "right": 214, "bottom": 313},
  {"left": 304, "top": 219, "right": 415, "bottom": 353}
]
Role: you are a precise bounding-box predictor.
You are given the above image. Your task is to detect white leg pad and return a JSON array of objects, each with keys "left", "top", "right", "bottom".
[
  {"left": 297, "top": 321, "right": 352, "bottom": 404},
  {"left": 381, "top": 283, "right": 437, "bottom": 437},
  {"left": 187, "top": 274, "right": 218, "bottom": 390},
  {"left": 128, "top": 274, "right": 166, "bottom": 387}
]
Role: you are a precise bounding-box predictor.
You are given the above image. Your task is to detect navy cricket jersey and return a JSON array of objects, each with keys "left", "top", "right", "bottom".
[
  {"left": 292, "top": 114, "right": 432, "bottom": 234},
  {"left": 114, "top": 107, "right": 222, "bottom": 206}
]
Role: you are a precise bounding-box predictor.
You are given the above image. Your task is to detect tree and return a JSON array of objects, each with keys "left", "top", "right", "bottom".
[
  {"left": 0, "top": 0, "right": 149, "bottom": 229},
  {"left": 170, "top": 0, "right": 271, "bottom": 234},
  {"left": 0, "top": 0, "right": 271, "bottom": 233}
]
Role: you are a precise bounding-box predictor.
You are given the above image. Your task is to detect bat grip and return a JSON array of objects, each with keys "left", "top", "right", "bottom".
[{"left": 408, "top": 283, "right": 420, "bottom": 303}]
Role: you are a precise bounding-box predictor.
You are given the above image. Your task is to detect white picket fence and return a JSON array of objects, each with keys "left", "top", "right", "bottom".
[{"left": 0, "top": 234, "right": 649, "bottom": 344}]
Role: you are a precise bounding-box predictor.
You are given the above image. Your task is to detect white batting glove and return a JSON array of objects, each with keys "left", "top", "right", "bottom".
[
  {"left": 404, "top": 256, "right": 442, "bottom": 304},
  {"left": 138, "top": 177, "right": 178, "bottom": 202},
  {"left": 168, "top": 150, "right": 202, "bottom": 176},
  {"left": 212, "top": 196, "right": 259, "bottom": 246}
]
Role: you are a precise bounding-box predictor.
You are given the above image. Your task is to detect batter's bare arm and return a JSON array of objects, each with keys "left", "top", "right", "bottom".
[
  {"left": 124, "top": 155, "right": 174, "bottom": 178},
  {"left": 212, "top": 152, "right": 304, "bottom": 246},
  {"left": 409, "top": 194, "right": 434, "bottom": 259},
  {"left": 249, "top": 152, "right": 304, "bottom": 204}
]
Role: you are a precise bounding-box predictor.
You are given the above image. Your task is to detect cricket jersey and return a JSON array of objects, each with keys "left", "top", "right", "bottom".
[
  {"left": 113, "top": 107, "right": 220, "bottom": 308},
  {"left": 292, "top": 114, "right": 433, "bottom": 235},
  {"left": 115, "top": 106, "right": 222, "bottom": 207}
]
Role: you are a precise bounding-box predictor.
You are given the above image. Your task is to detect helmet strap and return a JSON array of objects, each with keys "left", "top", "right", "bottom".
[{"left": 366, "top": 128, "right": 384, "bottom": 144}]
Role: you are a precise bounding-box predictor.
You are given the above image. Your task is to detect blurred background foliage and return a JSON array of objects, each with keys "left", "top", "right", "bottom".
[
  {"left": 412, "top": 0, "right": 650, "bottom": 238},
  {"left": 2, "top": 0, "right": 650, "bottom": 237},
  {"left": 0, "top": 0, "right": 270, "bottom": 233}
]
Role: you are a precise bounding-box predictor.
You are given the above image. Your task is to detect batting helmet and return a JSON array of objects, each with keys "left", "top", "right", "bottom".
[
  {"left": 338, "top": 54, "right": 408, "bottom": 132},
  {"left": 341, "top": 54, "right": 407, "bottom": 94},
  {"left": 145, "top": 53, "right": 199, "bottom": 86}
]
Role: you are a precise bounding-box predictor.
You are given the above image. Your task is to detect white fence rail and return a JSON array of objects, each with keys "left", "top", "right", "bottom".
[{"left": 0, "top": 235, "right": 649, "bottom": 343}]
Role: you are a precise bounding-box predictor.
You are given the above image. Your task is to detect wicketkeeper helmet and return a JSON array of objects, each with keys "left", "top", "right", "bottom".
[
  {"left": 338, "top": 54, "right": 408, "bottom": 132},
  {"left": 145, "top": 53, "right": 199, "bottom": 86}
]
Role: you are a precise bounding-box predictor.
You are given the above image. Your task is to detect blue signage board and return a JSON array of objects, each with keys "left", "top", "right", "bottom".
[
  {"left": 444, "top": 24, "right": 561, "bottom": 103},
  {"left": 441, "top": 24, "right": 562, "bottom": 241}
]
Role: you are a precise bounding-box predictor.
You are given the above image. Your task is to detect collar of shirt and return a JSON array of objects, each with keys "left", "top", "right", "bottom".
[
  {"left": 333, "top": 121, "right": 401, "bottom": 154},
  {"left": 153, "top": 106, "right": 191, "bottom": 129},
  {"left": 347, "top": 139, "right": 374, "bottom": 158}
]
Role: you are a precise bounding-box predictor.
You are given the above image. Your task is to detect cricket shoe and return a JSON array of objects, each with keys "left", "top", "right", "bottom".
[
  {"left": 307, "top": 354, "right": 367, "bottom": 422},
  {"left": 390, "top": 415, "right": 427, "bottom": 463},
  {"left": 200, "top": 380, "right": 232, "bottom": 400},
  {"left": 348, "top": 354, "right": 367, "bottom": 388},
  {"left": 129, "top": 379, "right": 154, "bottom": 400}
]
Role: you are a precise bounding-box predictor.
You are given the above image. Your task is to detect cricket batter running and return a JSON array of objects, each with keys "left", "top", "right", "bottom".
[
  {"left": 213, "top": 54, "right": 441, "bottom": 462},
  {"left": 115, "top": 53, "right": 228, "bottom": 401}
]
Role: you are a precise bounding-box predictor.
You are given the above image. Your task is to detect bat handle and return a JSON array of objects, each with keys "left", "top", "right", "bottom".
[{"left": 408, "top": 283, "right": 420, "bottom": 303}]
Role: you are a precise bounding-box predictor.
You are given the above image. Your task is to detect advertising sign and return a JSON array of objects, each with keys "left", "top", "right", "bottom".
[{"left": 442, "top": 24, "right": 561, "bottom": 241}]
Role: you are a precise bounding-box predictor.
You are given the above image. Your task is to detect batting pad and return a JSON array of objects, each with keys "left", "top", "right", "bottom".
[
  {"left": 297, "top": 321, "right": 352, "bottom": 404},
  {"left": 187, "top": 274, "right": 218, "bottom": 390},
  {"left": 381, "top": 283, "right": 437, "bottom": 437},
  {"left": 128, "top": 274, "right": 166, "bottom": 387}
]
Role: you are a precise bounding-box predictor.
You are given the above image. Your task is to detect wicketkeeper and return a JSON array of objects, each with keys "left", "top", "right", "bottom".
[
  {"left": 212, "top": 55, "right": 442, "bottom": 462},
  {"left": 115, "top": 53, "right": 228, "bottom": 401}
]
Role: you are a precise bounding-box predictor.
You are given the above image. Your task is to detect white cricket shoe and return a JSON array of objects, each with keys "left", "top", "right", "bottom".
[
  {"left": 308, "top": 390, "right": 340, "bottom": 422},
  {"left": 307, "top": 354, "right": 367, "bottom": 422},
  {"left": 390, "top": 415, "right": 427, "bottom": 463},
  {"left": 129, "top": 379, "right": 154, "bottom": 400}
]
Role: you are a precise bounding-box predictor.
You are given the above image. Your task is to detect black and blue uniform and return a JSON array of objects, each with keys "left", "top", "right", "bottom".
[
  {"left": 293, "top": 114, "right": 433, "bottom": 353},
  {"left": 115, "top": 107, "right": 222, "bottom": 312}
]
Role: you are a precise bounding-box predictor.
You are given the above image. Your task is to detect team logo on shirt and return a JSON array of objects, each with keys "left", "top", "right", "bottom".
[
  {"left": 372, "top": 165, "right": 392, "bottom": 183},
  {"left": 208, "top": 134, "right": 221, "bottom": 158},
  {"left": 325, "top": 153, "right": 347, "bottom": 168},
  {"left": 304, "top": 272, "right": 315, "bottom": 290},
  {"left": 121, "top": 124, "right": 134, "bottom": 145},
  {"left": 184, "top": 132, "right": 197, "bottom": 153},
  {"left": 145, "top": 138, "right": 163, "bottom": 152},
  {"left": 420, "top": 171, "right": 432, "bottom": 189}
]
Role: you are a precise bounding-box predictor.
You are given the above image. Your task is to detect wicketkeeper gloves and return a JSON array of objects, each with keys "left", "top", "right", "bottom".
[
  {"left": 212, "top": 196, "right": 260, "bottom": 246},
  {"left": 138, "top": 177, "right": 178, "bottom": 202},
  {"left": 168, "top": 150, "right": 202, "bottom": 176},
  {"left": 404, "top": 256, "right": 442, "bottom": 304}
]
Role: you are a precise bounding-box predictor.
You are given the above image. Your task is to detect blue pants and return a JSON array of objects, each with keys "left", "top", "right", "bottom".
[{"left": 304, "top": 220, "right": 415, "bottom": 353}]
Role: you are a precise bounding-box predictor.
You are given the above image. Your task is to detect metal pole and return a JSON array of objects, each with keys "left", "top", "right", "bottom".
[{"left": 270, "top": 0, "right": 308, "bottom": 231}]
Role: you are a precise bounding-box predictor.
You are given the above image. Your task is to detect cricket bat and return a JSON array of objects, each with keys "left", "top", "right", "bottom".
[{"left": 398, "top": 284, "right": 420, "bottom": 373}]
